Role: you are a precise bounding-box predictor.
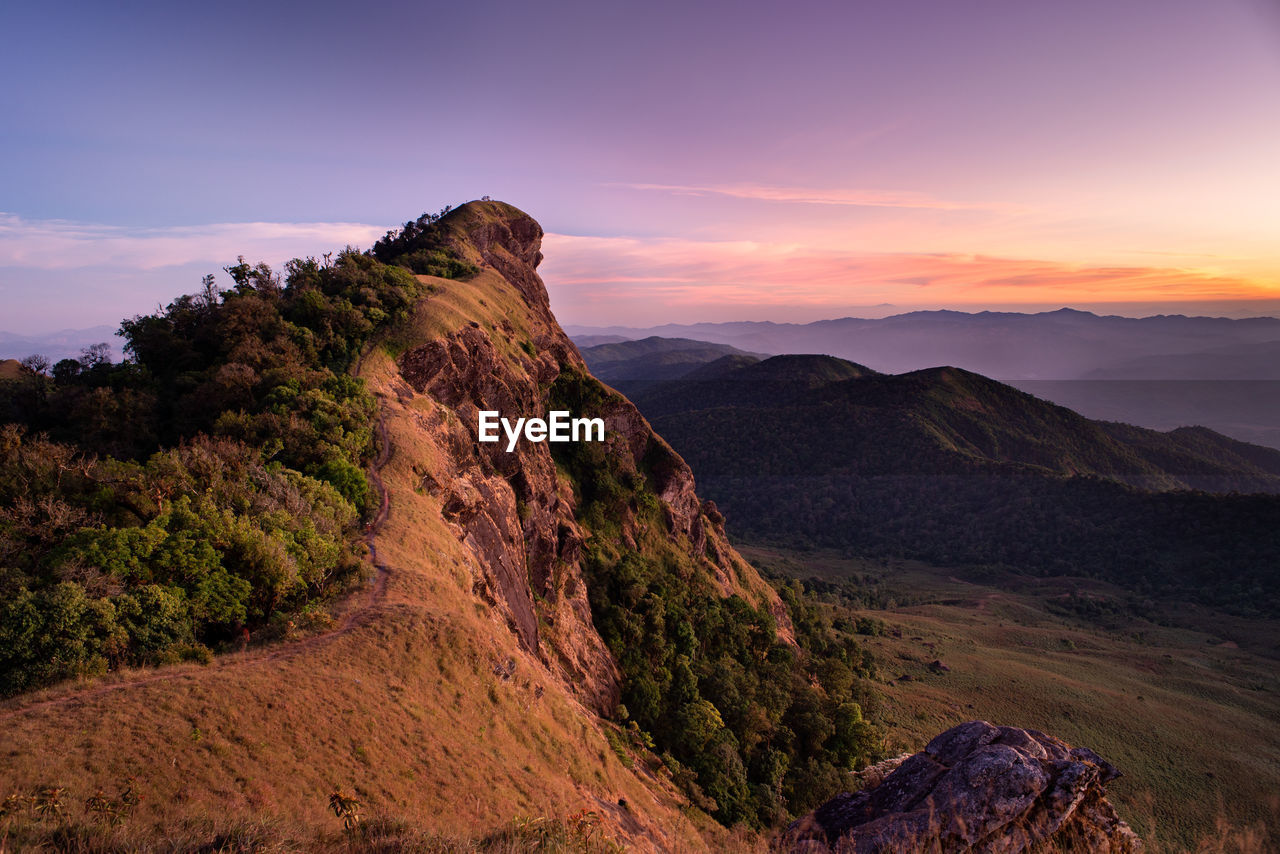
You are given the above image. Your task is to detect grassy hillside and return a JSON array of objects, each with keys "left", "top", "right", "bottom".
[
  {"left": 0, "top": 203, "right": 746, "bottom": 849},
  {"left": 0, "top": 341, "right": 727, "bottom": 849},
  {"left": 0, "top": 202, "right": 895, "bottom": 849},
  {"left": 745, "top": 545, "right": 1280, "bottom": 852}
]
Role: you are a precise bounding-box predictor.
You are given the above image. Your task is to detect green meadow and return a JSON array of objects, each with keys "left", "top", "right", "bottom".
[{"left": 745, "top": 545, "right": 1280, "bottom": 852}]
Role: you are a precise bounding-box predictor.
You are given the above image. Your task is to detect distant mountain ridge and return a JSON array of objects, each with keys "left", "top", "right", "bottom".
[
  {"left": 567, "top": 308, "right": 1280, "bottom": 380},
  {"left": 1084, "top": 338, "right": 1280, "bottom": 379},
  {"left": 576, "top": 335, "right": 767, "bottom": 388},
  {"left": 574, "top": 320, "right": 1280, "bottom": 450},
  {"left": 0, "top": 325, "right": 124, "bottom": 362},
  {"left": 1008, "top": 379, "right": 1280, "bottom": 451},
  {"left": 627, "top": 354, "right": 1280, "bottom": 492}
]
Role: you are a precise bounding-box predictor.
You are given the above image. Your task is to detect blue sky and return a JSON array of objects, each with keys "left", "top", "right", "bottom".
[{"left": 3, "top": 0, "right": 1279, "bottom": 332}]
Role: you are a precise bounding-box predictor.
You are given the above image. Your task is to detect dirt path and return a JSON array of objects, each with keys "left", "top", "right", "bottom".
[
  {"left": 0, "top": 413, "right": 395, "bottom": 721},
  {"left": 360, "top": 413, "right": 393, "bottom": 611}
]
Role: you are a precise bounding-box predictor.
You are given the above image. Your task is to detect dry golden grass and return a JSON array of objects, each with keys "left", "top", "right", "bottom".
[
  {"left": 0, "top": 808, "right": 739, "bottom": 853},
  {"left": 395, "top": 269, "right": 542, "bottom": 366},
  {"left": 0, "top": 308, "right": 751, "bottom": 852}
]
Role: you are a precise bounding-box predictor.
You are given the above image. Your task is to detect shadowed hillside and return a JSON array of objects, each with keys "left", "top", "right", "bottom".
[{"left": 622, "top": 354, "right": 1280, "bottom": 616}]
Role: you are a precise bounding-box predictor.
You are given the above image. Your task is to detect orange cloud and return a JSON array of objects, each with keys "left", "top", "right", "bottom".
[{"left": 540, "top": 233, "right": 1279, "bottom": 320}]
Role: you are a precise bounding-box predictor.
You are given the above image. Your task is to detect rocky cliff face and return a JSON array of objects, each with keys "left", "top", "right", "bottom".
[
  {"left": 785, "top": 720, "right": 1142, "bottom": 853},
  {"left": 390, "top": 201, "right": 779, "bottom": 713}
]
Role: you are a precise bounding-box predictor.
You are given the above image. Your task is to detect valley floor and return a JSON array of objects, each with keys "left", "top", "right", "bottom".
[{"left": 742, "top": 545, "right": 1280, "bottom": 853}]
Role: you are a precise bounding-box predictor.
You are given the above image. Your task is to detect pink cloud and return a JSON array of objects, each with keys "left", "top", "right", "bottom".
[
  {"left": 540, "top": 233, "right": 1278, "bottom": 324},
  {"left": 0, "top": 213, "right": 387, "bottom": 270}
]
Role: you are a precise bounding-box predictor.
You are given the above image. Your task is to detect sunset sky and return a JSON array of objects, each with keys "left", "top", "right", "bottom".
[{"left": 3, "top": 0, "right": 1279, "bottom": 331}]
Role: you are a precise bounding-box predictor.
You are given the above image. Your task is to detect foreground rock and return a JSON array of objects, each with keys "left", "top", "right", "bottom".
[{"left": 785, "top": 720, "right": 1142, "bottom": 853}]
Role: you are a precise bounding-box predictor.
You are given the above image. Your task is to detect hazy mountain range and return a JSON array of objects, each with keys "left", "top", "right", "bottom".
[
  {"left": 567, "top": 309, "right": 1280, "bottom": 379},
  {"left": 581, "top": 336, "right": 766, "bottom": 389},
  {"left": 0, "top": 325, "right": 125, "bottom": 363},
  {"left": 571, "top": 313, "right": 1280, "bottom": 449}
]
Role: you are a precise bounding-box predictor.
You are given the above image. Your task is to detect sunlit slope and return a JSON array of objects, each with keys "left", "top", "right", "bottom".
[{"left": 0, "top": 201, "right": 786, "bottom": 850}]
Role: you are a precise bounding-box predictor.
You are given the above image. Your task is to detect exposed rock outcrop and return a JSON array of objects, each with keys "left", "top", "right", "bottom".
[
  {"left": 785, "top": 720, "right": 1142, "bottom": 853},
  {"left": 392, "top": 200, "right": 784, "bottom": 713}
]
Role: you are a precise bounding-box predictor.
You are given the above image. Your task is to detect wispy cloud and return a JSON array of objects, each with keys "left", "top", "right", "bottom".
[
  {"left": 609, "top": 182, "right": 1015, "bottom": 212},
  {"left": 540, "top": 233, "right": 1276, "bottom": 321},
  {"left": 0, "top": 214, "right": 388, "bottom": 270}
]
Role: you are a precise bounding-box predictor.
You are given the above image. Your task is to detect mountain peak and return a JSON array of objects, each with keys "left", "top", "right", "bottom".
[
  {"left": 740, "top": 353, "right": 876, "bottom": 384},
  {"left": 438, "top": 200, "right": 542, "bottom": 262},
  {"left": 438, "top": 200, "right": 548, "bottom": 311}
]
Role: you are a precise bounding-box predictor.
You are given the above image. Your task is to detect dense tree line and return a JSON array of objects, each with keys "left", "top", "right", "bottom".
[
  {"left": 370, "top": 206, "right": 480, "bottom": 279},
  {"left": 0, "top": 231, "right": 472, "bottom": 696},
  {"left": 550, "top": 369, "right": 883, "bottom": 828},
  {"left": 692, "top": 471, "right": 1280, "bottom": 616}
]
